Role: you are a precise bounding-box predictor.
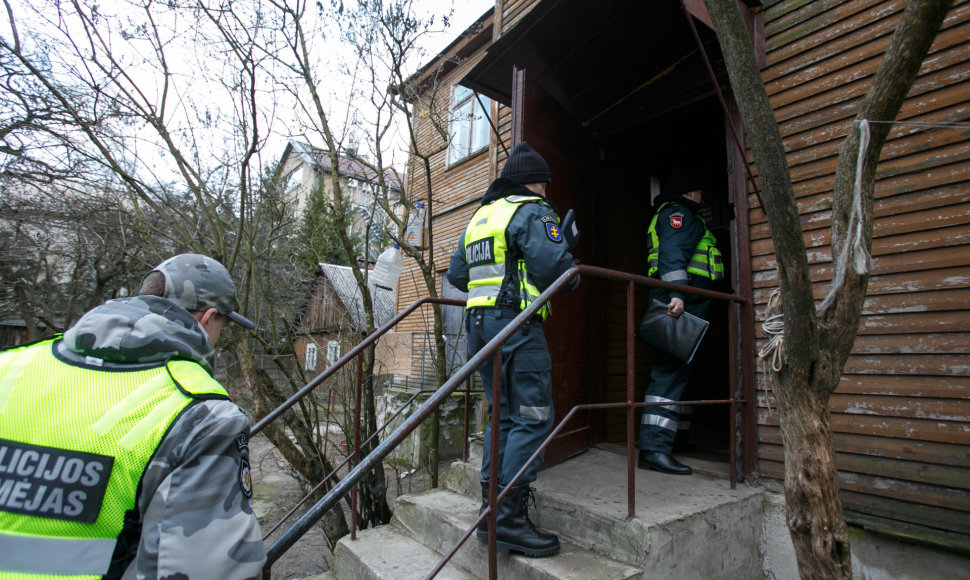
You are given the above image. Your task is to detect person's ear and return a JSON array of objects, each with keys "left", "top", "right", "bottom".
[{"left": 199, "top": 308, "right": 220, "bottom": 328}]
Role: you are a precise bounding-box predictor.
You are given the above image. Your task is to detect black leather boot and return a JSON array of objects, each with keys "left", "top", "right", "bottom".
[
  {"left": 476, "top": 480, "right": 489, "bottom": 541},
  {"left": 494, "top": 485, "right": 560, "bottom": 557},
  {"left": 638, "top": 450, "right": 692, "bottom": 475}
]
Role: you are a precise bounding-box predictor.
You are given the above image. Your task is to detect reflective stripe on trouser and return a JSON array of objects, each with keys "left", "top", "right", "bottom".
[
  {"left": 639, "top": 356, "right": 692, "bottom": 453},
  {"left": 640, "top": 281, "right": 713, "bottom": 453},
  {"left": 0, "top": 531, "right": 114, "bottom": 575},
  {"left": 678, "top": 405, "right": 693, "bottom": 431},
  {"left": 468, "top": 308, "right": 554, "bottom": 487}
]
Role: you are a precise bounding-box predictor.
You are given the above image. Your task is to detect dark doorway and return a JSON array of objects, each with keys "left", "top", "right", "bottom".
[
  {"left": 594, "top": 95, "right": 734, "bottom": 460},
  {"left": 462, "top": 0, "right": 751, "bottom": 469}
]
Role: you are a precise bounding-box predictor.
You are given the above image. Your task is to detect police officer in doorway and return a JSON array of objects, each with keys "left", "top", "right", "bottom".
[
  {"left": 0, "top": 254, "right": 266, "bottom": 578},
  {"left": 638, "top": 169, "right": 724, "bottom": 475},
  {"left": 447, "top": 141, "right": 578, "bottom": 557}
]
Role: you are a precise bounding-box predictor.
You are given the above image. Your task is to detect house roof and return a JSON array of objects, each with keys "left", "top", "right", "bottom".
[
  {"left": 318, "top": 263, "right": 396, "bottom": 331},
  {"left": 284, "top": 140, "right": 404, "bottom": 192},
  {"left": 405, "top": 6, "right": 494, "bottom": 94}
]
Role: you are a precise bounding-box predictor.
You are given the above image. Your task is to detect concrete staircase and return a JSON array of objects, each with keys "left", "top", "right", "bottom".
[{"left": 306, "top": 446, "right": 767, "bottom": 579}]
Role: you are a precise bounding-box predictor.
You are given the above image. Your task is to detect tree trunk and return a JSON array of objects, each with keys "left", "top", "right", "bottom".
[
  {"left": 703, "top": 0, "right": 953, "bottom": 578},
  {"left": 773, "top": 373, "right": 851, "bottom": 579},
  {"left": 238, "top": 340, "right": 351, "bottom": 545}
]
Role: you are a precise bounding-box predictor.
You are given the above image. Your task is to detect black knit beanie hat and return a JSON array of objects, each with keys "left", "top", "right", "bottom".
[
  {"left": 501, "top": 142, "right": 552, "bottom": 184},
  {"left": 664, "top": 167, "right": 705, "bottom": 197}
]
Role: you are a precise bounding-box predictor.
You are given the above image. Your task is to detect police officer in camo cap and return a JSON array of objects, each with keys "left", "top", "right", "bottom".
[{"left": 0, "top": 254, "right": 265, "bottom": 579}]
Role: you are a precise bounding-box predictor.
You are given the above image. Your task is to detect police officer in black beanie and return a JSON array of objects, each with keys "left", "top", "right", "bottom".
[{"left": 447, "top": 141, "right": 578, "bottom": 557}]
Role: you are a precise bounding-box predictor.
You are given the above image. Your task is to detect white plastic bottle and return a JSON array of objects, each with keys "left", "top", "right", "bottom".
[{"left": 372, "top": 243, "right": 403, "bottom": 290}]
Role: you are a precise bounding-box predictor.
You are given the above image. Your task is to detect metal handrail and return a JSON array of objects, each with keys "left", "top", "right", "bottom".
[
  {"left": 258, "top": 382, "right": 477, "bottom": 542},
  {"left": 251, "top": 296, "right": 465, "bottom": 436},
  {"left": 259, "top": 264, "right": 748, "bottom": 578},
  {"left": 428, "top": 264, "right": 747, "bottom": 579}
]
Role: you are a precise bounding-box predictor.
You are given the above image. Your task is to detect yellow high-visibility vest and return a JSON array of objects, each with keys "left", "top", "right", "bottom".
[
  {"left": 0, "top": 338, "right": 228, "bottom": 578},
  {"left": 464, "top": 195, "right": 554, "bottom": 321},
  {"left": 647, "top": 202, "right": 724, "bottom": 280}
]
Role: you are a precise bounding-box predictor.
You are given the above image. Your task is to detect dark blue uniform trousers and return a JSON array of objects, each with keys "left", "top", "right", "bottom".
[
  {"left": 639, "top": 283, "right": 712, "bottom": 454},
  {"left": 468, "top": 308, "right": 554, "bottom": 487}
]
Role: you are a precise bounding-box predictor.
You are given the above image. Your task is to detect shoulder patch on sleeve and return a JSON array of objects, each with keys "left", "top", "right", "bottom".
[
  {"left": 239, "top": 458, "right": 253, "bottom": 498},
  {"left": 545, "top": 221, "right": 563, "bottom": 242},
  {"left": 669, "top": 212, "right": 684, "bottom": 229}
]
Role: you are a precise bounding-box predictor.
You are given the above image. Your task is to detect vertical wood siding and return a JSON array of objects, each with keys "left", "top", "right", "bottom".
[{"left": 757, "top": 0, "right": 970, "bottom": 542}]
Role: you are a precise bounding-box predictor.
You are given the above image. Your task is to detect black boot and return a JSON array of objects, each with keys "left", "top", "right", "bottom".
[
  {"left": 476, "top": 480, "right": 489, "bottom": 541},
  {"left": 494, "top": 485, "right": 560, "bottom": 557},
  {"left": 638, "top": 450, "right": 692, "bottom": 475}
]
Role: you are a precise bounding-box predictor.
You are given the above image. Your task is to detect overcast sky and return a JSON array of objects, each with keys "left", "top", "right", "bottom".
[{"left": 420, "top": 0, "right": 493, "bottom": 54}]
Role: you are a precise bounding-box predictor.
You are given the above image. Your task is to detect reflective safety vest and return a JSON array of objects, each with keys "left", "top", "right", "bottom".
[
  {"left": 0, "top": 338, "right": 229, "bottom": 579},
  {"left": 647, "top": 202, "right": 725, "bottom": 280},
  {"left": 464, "top": 195, "right": 555, "bottom": 321}
]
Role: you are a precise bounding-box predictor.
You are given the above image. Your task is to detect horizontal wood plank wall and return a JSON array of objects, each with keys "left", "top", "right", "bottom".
[
  {"left": 757, "top": 0, "right": 970, "bottom": 545},
  {"left": 397, "top": 51, "right": 493, "bottom": 335},
  {"left": 393, "top": 0, "right": 534, "bottom": 383},
  {"left": 500, "top": 0, "right": 534, "bottom": 33}
]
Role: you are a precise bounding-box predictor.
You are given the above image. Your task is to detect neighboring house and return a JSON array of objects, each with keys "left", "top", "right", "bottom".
[
  {"left": 279, "top": 140, "right": 405, "bottom": 260},
  {"left": 391, "top": 0, "right": 969, "bottom": 555},
  {"left": 294, "top": 263, "right": 405, "bottom": 394},
  {"left": 0, "top": 315, "right": 31, "bottom": 347}
]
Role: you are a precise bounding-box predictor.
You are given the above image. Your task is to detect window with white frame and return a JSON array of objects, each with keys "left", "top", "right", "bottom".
[
  {"left": 448, "top": 86, "right": 491, "bottom": 165},
  {"left": 326, "top": 340, "right": 341, "bottom": 367},
  {"left": 305, "top": 342, "right": 318, "bottom": 371},
  {"left": 284, "top": 166, "right": 304, "bottom": 193},
  {"left": 345, "top": 178, "right": 362, "bottom": 201}
]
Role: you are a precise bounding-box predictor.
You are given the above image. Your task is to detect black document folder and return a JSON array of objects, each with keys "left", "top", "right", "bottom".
[{"left": 635, "top": 298, "right": 710, "bottom": 363}]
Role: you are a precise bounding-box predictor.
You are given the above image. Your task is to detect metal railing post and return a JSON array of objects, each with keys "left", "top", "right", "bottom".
[
  {"left": 257, "top": 267, "right": 751, "bottom": 577},
  {"left": 626, "top": 280, "right": 637, "bottom": 519},
  {"left": 352, "top": 355, "right": 362, "bottom": 539},
  {"left": 487, "top": 351, "right": 502, "bottom": 580}
]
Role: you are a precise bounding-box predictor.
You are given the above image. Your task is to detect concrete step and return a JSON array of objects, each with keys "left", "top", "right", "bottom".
[
  {"left": 442, "top": 446, "right": 766, "bottom": 577},
  {"left": 394, "top": 488, "right": 642, "bottom": 580},
  {"left": 331, "top": 523, "right": 478, "bottom": 580}
]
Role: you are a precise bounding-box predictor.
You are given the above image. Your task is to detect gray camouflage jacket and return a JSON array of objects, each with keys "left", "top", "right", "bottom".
[{"left": 58, "top": 296, "right": 266, "bottom": 579}]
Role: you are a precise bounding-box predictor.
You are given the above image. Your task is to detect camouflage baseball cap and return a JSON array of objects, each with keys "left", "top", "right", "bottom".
[{"left": 143, "top": 253, "right": 255, "bottom": 329}]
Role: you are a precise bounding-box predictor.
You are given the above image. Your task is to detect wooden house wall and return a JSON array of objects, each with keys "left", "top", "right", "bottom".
[
  {"left": 395, "top": 47, "right": 498, "bottom": 352},
  {"left": 302, "top": 281, "right": 350, "bottom": 332},
  {"left": 755, "top": 0, "right": 970, "bottom": 544},
  {"left": 496, "top": 0, "right": 533, "bottom": 33},
  {"left": 398, "top": 0, "right": 969, "bottom": 546}
]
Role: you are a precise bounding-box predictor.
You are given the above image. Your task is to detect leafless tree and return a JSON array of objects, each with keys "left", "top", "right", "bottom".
[{"left": 1, "top": 0, "right": 352, "bottom": 544}]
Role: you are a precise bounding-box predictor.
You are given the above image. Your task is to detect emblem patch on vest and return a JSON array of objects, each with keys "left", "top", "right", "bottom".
[
  {"left": 545, "top": 222, "right": 563, "bottom": 242},
  {"left": 0, "top": 438, "right": 114, "bottom": 523},
  {"left": 670, "top": 213, "right": 684, "bottom": 229},
  {"left": 466, "top": 238, "right": 495, "bottom": 267}
]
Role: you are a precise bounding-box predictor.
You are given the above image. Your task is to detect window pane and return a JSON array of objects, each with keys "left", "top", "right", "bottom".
[
  {"left": 453, "top": 85, "right": 472, "bottom": 104},
  {"left": 471, "top": 97, "right": 491, "bottom": 152},
  {"left": 327, "top": 340, "right": 341, "bottom": 366},
  {"left": 305, "top": 343, "right": 317, "bottom": 371},
  {"left": 449, "top": 100, "right": 471, "bottom": 163},
  {"left": 285, "top": 167, "right": 304, "bottom": 192}
]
